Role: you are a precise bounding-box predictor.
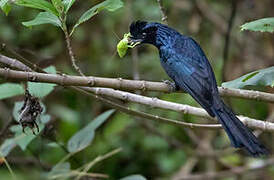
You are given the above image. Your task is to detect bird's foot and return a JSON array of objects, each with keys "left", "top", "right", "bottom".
[{"left": 162, "top": 80, "right": 179, "bottom": 93}]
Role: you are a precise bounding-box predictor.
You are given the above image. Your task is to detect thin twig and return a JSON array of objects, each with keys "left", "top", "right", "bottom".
[
  {"left": 0, "top": 45, "right": 40, "bottom": 73},
  {"left": 172, "top": 157, "right": 198, "bottom": 180},
  {"left": 63, "top": 26, "right": 85, "bottom": 76},
  {"left": 177, "top": 157, "right": 274, "bottom": 180},
  {"left": 7, "top": 156, "right": 51, "bottom": 170},
  {"left": 75, "top": 148, "right": 122, "bottom": 180},
  {"left": 194, "top": 0, "right": 227, "bottom": 34},
  {"left": 139, "top": 120, "right": 184, "bottom": 148},
  {"left": 194, "top": 0, "right": 253, "bottom": 50},
  {"left": 222, "top": 0, "right": 237, "bottom": 82},
  {"left": 157, "top": 0, "right": 168, "bottom": 24},
  {"left": 0, "top": 54, "right": 32, "bottom": 72},
  {"left": 2, "top": 157, "right": 17, "bottom": 180},
  {"left": 49, "top": 170, "right": 109, "bottom": 179}
]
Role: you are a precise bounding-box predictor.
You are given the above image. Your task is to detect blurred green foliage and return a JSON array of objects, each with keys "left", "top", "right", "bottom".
[
  {"left": 222, "top": 66, "right": 274, "bottom": 89},
  {"left": 241, "top": 17, "right": 274, "bottom": 33},
  {"left": 0, "top": 0, "right": 273, "bottom": 179}
]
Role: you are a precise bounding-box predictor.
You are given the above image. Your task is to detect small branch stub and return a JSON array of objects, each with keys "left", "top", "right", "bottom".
[{"left": 157, "top": 0, "right": 168, "bottom": 24}]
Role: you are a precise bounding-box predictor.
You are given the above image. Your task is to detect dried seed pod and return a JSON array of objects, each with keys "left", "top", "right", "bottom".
[{"left": 19, "top": 90, "right": 42, "bottom": 135}]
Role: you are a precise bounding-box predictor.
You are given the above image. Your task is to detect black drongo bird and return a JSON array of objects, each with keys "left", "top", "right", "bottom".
[{"left": 128, "top": 21, "right": 267, "bottom": 156}]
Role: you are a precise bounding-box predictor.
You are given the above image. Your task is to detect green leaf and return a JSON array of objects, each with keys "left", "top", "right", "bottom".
[
  {"left": 241, "top": 17, "right": 274, "bottom": 33},
  {"left": 67, "top": 109, "right": 115, "bottom": 153},
  {"left": 71, "top": 4, "right": 100, "bottom": 34},
  {"left": 15, "top": 0, "right": 58, "bottom": 16},
  {"left": 104, "top": 0, "right": 123, "bottom": 11},
  {"left": 242, "top": 71, "right": 259, "bottom": 82},
  {"left": 10, "top": 125, "right": 40, "bottom": 150},
  {"left": 62, "top": 0, "right": 75, "bottom": 13},
  {"left": 0, "top": 83, "right": 24, "bottom": 100},
  {"left": 51, "top": 105, "right": 79, "bottom": 123},
  {"left": 120, "top": 175, "right": 147, "bottom": 180},
  {"left": 47, "top": 162, "right": 71, "bottom": 178},
  {"left": 0, "top": 0, "right": 11, "bottom": 16},
  {"left": 67, "top": 130, "right": 95, "bottom": 153},
  {"left": 22, "top": 12, "right": 62, "bottom": 27},
  {"left": 87, "top": 109, "right": 115, "bottom": 130},
  {"left": 104, "top": 113, "right": 131, "bottom": 138},
  {"left": 51, "top": 0, "right": 64, "bottom": 15},
  {"left": 28, "top": 66, "right": 57, "bottom": 98},
  {"left": 0, "top": 0, "right": 9, "bottom": 8},
  {"left": 46, "top": 142, "right": 60, "bottom": 148},
  {"left": 1, "top": 3, "right": 11, "bottom": 15},
  {"left": 70, "top": 0, "right": 123, "bottom": 35},
  {"left": 222, "top": 66, "right": 274, "bottom": 89},
  {"left": 0, "top": 138, "right": 16, "bottom": 157}
]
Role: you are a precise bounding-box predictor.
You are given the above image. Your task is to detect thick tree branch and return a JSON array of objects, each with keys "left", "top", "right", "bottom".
[
  {"left": 0, "top": 54, "right": 273, "bottom": 131},
  {"left": 81, "top": 87, "right": 274, "bottom": 131},
  {"left": 0, "top": 54, "right": 220, "bottom": 129},
  {"left": 75, "top": 87, "right": 221, "bottom": 129},
  {"left": 0, "top": 54, "right": 32, "bottom": 72},
  {"left": 41, "top": 83, "right": 219, "bottom": 130},
  {"left": 0, "top": 65, "right": 273, "bottom": 103},
  {"left": 0, "top": 67, "right": 273, "bottom": 131}
]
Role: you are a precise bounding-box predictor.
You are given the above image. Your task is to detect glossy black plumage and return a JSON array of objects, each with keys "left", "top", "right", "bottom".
[{"left": 129, "top": 21, "right": 268, "bottom": 156}]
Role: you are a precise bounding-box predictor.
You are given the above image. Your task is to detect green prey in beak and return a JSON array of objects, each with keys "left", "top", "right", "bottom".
[{"left": 116, "top": 33, "right": 140, "bottom": 58}]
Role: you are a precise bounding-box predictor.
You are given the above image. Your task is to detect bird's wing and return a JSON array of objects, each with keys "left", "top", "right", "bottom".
[{"left": 167, "top": 38, "right": 218, "bottom": 115}]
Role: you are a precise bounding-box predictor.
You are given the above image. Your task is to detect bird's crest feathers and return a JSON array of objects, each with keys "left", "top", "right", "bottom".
[{"left": 130, "top": 21, "right": 148, "bottom": 37}]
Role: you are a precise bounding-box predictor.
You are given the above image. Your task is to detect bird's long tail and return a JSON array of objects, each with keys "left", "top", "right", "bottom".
[{"left": 211, "top": 99, "right": 268, "bottom": 156}]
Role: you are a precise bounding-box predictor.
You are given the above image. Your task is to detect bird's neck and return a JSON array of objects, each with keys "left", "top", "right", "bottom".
[{"left": 154, "top": 26, "right": 181, "bottom": 49}]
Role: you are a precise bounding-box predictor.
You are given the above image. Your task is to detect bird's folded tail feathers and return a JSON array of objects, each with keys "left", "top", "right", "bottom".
[{"left": 212, "top": 100, "right": 268, "bottom": 156}]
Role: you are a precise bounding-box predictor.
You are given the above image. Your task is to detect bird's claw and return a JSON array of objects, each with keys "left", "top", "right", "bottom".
[{"left": 162, "top": 80, "right": 179, "bottom": 92}]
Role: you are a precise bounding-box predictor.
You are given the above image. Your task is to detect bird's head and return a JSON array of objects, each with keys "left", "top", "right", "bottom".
[{"left": 128, "top": 21, "right": 158, "bottom": 46}]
